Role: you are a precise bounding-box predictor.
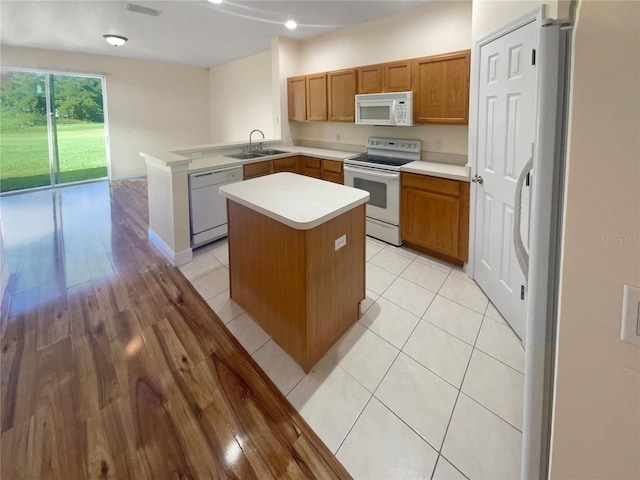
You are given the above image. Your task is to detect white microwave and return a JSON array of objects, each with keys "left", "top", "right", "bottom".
[{"left": 355, "top": 91, "right": 413, "bottom": 126}]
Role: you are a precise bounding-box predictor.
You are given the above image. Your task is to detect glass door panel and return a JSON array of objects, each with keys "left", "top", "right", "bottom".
[
  {"left": 0, "top": 70, "right": 52, "bottom": 193},
  {"left": 52, "top": 74, "right": 108, "bottom": 185},
  {"left": 0, "top": 69, "right": 108, "bottom": 193}
]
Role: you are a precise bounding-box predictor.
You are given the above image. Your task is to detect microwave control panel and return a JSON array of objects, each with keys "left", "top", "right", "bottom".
[{"left": 395, "top": 101, "right": 412, "bottom": 125}]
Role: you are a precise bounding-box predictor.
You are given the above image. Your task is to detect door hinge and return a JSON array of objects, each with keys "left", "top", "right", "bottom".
[
  {"left": 525, "top": 172, "right": 530, "bottom": 186},
  {"left": 521, "top": 285, "right": 526, "bottom": 300},
  {"left": 531, "top": 49, "right": 536, "bottom": 65}
]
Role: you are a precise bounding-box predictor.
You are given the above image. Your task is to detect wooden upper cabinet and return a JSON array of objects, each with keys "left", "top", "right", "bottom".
[
  {"left": 356, "top": 65, "right": 383, "bottom": 94},
  {"left": 328, "top": 69, "right": 356, "bottom": 122},
  {"left": 287, "top": 76, "right": 306, "bottom": 122},
  {"left": 383, "top": 61, "right": 412, "bottom": 92},
  {"left": 412, "top": 50, "right": 471, "bottom": 125},
  {"left": 306, "top": 73, "right": 327, "bottom": 121}
]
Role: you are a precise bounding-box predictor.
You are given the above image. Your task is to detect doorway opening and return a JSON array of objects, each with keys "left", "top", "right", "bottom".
[{"left": 0, "top": 69, "right": 110, "bottom": 194}]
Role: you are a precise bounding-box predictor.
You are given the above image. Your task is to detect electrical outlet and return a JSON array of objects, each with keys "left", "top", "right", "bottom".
[
  {"left": 336, "top": 133, "right": 341, "bottom": 142},
  {"left": 621, "top": 284, "right": 640, "bottom": 346},
  {"left": 334, "top": 234, "right": 346, "bottom": 251},
  {"left": 436, "top": 139, "right": 443, "bottom": 151}
]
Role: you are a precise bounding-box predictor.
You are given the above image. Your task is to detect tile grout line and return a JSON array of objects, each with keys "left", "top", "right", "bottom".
[{"left": 429, "top": 270, "right": 487, "bottom": 477}]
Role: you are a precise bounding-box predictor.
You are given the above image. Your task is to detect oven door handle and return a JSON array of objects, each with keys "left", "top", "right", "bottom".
[{"left": 344, "top": 165, "right": 400, "bottom": 179}]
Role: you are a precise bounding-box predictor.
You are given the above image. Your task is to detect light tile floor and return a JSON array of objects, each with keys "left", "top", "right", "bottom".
[{"left": 180, "top": 236, "right": 525, "bottom": 480}]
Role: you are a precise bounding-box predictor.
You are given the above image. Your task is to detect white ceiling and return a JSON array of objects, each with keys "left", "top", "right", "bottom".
[{"left": 0, "top": 0, "right": 431, "bottom": 68}]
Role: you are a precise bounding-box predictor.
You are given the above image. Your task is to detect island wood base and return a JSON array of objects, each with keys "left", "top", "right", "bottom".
[{"left": 227, "top": 200, "right": 366, "bottom": 372}]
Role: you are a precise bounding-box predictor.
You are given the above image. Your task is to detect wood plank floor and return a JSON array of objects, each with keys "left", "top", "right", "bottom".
[{"left": 0, "top": 180, "right": 351, "bottom": 479}]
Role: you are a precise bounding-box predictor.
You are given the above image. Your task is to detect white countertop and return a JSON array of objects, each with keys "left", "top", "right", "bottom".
[
  {"left": 219, "top": 172, "right": 370, "bottom": 230},
  {"left": 401, "top": 161, "right": 471, "bottom": 182},
  {"left": 142, "top": 144, "right": 471, "bottom": 182}
]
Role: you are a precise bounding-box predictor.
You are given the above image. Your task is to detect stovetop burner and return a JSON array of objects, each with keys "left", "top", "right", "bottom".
[
  {"left": 344, "top": 137, "right": 422, "bottom": 171},
  {"left": 347, "top": 153, "right": 415, "bottom": 167}
]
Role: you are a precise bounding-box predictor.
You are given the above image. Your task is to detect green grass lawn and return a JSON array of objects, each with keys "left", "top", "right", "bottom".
[{"left": 0, "top": 122, "right": 108, "bottom": 193}]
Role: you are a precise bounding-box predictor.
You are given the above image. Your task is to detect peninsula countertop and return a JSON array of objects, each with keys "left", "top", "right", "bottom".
[{"left": 219, "top": 172, "right": 370, "bottom": 230}]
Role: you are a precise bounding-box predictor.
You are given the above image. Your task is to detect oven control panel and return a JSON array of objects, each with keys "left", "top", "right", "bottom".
[{"left": 366, "top": 137, "right": 422, "bottom": 161}]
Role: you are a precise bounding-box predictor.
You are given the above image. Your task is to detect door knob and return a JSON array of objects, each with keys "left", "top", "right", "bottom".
[{"left": 471, "top": 175, "right": 484, "bottom": 184}]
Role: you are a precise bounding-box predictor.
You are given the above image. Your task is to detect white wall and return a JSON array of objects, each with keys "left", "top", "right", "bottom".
[
  {"left": 0, "top": 46, "right": 211, "bottom": 180},
  {"left": 209, "top": 51, "right": 274, "bottom": 143},
  {"left": 272, "top": 36, "right": 301, "bottom": 145},
  {"left": 471, "top": 0, "right": 570, "bottom": 39},
  {"left": 284, "top": 1, "right": 473, "bottom": 160},
  {"left": 550, "top": 1, "right": 640, "bottom": 478}
]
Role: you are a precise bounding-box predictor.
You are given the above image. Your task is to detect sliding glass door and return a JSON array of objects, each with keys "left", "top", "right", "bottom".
[{"left": 0, "top": 69, "right": 108, "bottom": 193}]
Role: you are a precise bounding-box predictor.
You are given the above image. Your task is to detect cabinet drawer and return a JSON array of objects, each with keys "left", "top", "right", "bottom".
[
  {"left": 243, "top": 160, "right": 272, "bottom": 179},
  {"left": 301, "top": 156, "right": 321, "bottom": 169},
  {"left": 322, "top": 159, "right": 343, "bottom": 174},
  {"left": 402, "top": 172, "right": 460, "bottom": 197},
  {"left": 273, "top": 156, "right": 299, "bottom": 173}
]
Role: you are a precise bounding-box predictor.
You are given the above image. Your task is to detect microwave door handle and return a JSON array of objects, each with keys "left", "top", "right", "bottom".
[
  {"left": 344, "top": 165, "right": 400, "bottom": 179},
  {"left": 391, "top": 100, "right": 398, "bottom": 125}
]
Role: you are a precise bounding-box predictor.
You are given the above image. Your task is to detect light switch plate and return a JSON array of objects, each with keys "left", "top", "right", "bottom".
[
  {"left": 621, "top": 284, "right": 640, "bottom": 346},
  {"left": 335, "top": 234, "right": 347, "bottom": 252}
]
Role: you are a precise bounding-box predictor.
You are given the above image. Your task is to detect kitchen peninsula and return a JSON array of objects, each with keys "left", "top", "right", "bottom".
[{"left": 220, "top": 173, "right": 369, "bottom": 372}]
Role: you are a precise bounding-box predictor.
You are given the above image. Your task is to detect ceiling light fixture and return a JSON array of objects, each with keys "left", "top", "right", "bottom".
[
  {"left": 285, "top": 20, "right": 297, "bottom": 30},
  {"left": 208, "top": 0, "right": 223, "bottom": 4},
  {"left": 103, "top": 34, "right": 128, "bottom": 47}
]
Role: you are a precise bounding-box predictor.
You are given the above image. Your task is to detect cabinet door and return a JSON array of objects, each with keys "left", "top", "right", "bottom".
[
  {"left": 306, "top": 73, "right": 327, "bottom": 121},
  {"left": 328, "top": 69, "right": 356, "bottom": 122},
  {"left": 300, "top": 156, "right": 322, "bottom": 178},
  {"left": 321, "top": 159, "right": 344, "bottom": 184},
  {"left": 383, "top": 61, "right": 412, "bottom": 92},
  {"left": 413, "top": 50, "right": 471, "bottom": 124},
  {"left": 357, "top": 65, "right": 383, "bottom": 94},
  {"left": 243, "top": 160, "right": 272, "bottom": 180},
  {"left": 402, "top": 186, "right": 460, "bottom": 258},
  {"left": 287, "top": 76, "right": 306, "bottom": 122},
  {"left": 273, "top": 156, "right": 300, "bottom": 174},
  {"left": 401, "top": 173, "right": 470, "bottom": 262}
]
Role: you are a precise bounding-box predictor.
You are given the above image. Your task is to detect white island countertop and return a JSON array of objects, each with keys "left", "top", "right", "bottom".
[{"left": 219, "top": 172, "right": 370, "bottom": 230}]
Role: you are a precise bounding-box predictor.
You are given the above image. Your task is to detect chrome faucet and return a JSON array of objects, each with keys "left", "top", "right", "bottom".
[{"left": 249, "top": 129, "right": 265, "bottom": 152}]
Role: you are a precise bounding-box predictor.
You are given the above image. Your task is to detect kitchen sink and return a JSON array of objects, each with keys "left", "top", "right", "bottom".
[
  {"left": 225, "top": 152, "right": 264, "bottom": 160},
  {"left": 225, "top": 149, "right": 289, "bottom": 160},
  {"left": 258, "top": 149, "right": 288, "bottom": 156}
]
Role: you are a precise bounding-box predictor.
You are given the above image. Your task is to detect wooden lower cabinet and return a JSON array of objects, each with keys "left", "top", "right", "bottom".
[
  {"left": 244, "top": 155, "right": 344, "bottom": 184},
  {"left": 243, "top": 160, "right": 272, "bottom": 180},
  {"left": 273, "top": 155, "right": 300, "bottom": 174},
  {"left": 228, "top": 200, "right": 365, "bottom": 372},
  {"left": 300, "top": 156, "right": 322, "bottom": 179},
  {"left": 401, "top": 172, "right": 469, "bottom": 263},
  {"left": 321, "top": 159, "right": 344, "bottom": 184}
]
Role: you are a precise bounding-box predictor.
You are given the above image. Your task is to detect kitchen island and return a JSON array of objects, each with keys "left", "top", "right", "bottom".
[{"left": 220, "top": 173, "right": 369, "bottom": 372}]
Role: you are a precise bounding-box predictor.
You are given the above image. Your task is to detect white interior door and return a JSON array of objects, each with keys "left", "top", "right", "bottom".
[{"left": 473, "top": 20, "right": 538, "bottom": 341}]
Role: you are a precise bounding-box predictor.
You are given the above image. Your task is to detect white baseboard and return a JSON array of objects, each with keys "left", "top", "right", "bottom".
[{"left": 147, "top": 228, "right": 193, "bottom": 267}]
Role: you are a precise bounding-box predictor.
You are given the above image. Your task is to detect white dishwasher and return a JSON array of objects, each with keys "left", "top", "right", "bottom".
[{"left": 189, "top": 165, "right": 243, "bottom": 248}]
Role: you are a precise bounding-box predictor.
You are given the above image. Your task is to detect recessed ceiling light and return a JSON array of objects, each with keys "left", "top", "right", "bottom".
[
  {"left": 285, "top": 20, "right": 297, "bottom": 30},
  {"left": 103, "top": 34, "right": 128, "bottom": 47},
  {"left": 208, "top": 0, "right": 223, "bottom": 4}
]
